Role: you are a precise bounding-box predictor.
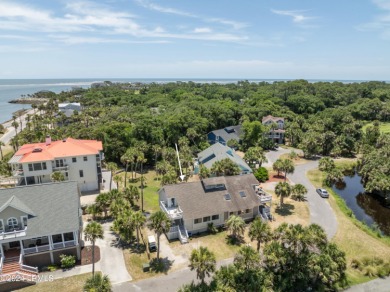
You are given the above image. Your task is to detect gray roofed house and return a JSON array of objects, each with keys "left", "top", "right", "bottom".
[
  {"left": 207, "top": 125, "right": 242, "bottom": 146},
  {"left": 0, "top": 181, "right": 82, "bottom": 280},
  {"left": 159, "top": 174, "right": 272, "bottom": 243},
  {"left": 197, "top": 143, "right": 252, "bottom": 174}
]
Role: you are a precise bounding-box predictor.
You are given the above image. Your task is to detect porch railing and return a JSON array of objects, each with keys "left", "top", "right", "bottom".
[
  {"left": 0, "top": 256, "right": 3, "bottom": 273},
  {"left": 160, "top": 201, "right": 183, "bottom": 219},
  {"left": 0, "top": 226, "right": 27, "bottom": 240},
  {"left": 23, "top": 240, "right": 77, "bottom": 255}
]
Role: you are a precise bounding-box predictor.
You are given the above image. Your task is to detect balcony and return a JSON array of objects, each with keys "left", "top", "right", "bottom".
[
  {"left": 0, "top": 225, "right": 27, "bottom": 240},
  {"left": 23, "top": 240, "right": 77, "bottom": 255},
  {"left": 160, "top": 201, "right": 183, "bottom": 220},
  {"left": 258, "top": 194, "right": 272, "bottom": 203},
  {"left": 52, "top": 165, "right": 69, "bottom": 171},
  {"left": 12, "top": 169, "right": 24, "bottom": 177}
]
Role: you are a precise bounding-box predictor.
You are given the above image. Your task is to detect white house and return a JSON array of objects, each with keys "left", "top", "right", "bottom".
[
  {"left": 9, "top": 137, "right": 104, "bottom": 192},
  {"left": 58, "top": 102, "right": 82, "bottom": 118},
  {"left": 262, "top": 115, "right": 286, "bottom": 144}
]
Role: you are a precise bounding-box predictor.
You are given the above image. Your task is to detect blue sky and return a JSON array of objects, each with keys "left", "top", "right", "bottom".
[{"left": 0, "top": 0, "right": 389, "bottom": 80}]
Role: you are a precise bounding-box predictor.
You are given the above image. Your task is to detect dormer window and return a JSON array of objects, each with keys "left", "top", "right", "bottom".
[{"left": 8, "top": 217, "right": 18, "bottom": 229}]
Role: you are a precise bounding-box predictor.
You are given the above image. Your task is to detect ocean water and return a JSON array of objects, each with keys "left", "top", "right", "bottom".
[
  {"left": 0, "top": 78, "right": 382, "bottom": 124},
  {"left": 0, "top": 79, "right": 101, "bottom": 123}
]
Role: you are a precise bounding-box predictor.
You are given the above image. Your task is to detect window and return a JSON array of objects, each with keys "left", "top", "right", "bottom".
[
  {"left": 64, "top": 232, "right": 74, "bottom": 241},
  {"left": 224, "top": 194, "right": 231, "bottom": 201},
  {"left": 239, "top": 191, "right": 246, "bottom": 198},
  {"left": 203, "top": 216, "right": 211, "bottom": 222},
  {"left": 72, "top": 157, "right": 77, "bottom": 163},
  {"left": 79, "top": 170, "right": 84, "bottom": 177},
  {"left": 33, "top": 163, "right": 42, "bottom": 171},
  {"left": 83, "top": 156, "right": 88, "bottom": 161},
  {"left": 229, "top": 212, "right": 234, "bottom": 216},
  {"left": 42, "top": 162, "right": 47, "bottom": 170},
  {"left": 65, "top": 172, "right": 69, "bottom": 177},
  {"left": 194, "top": 218, "right": 202, "bottom": 224},
  {"left": 212, "top": 215, "right": 219, "bottom": 221},
  {"left": 28, "top": 164, "right": 33, "bottom": 171},
  {"left": 238, "top": 211, "right": 242, "bottom": 215},
  {"left": 7, "top": 217, "right": 18, "bottom": 229},
  {"left": 55, "top": 159, "right": 64, "bottom": 168},
  {"left": 245, "top": 209, "right": 250, "bottom": 214},
  {"left": 52, "top": 234, "right": 63, "bottom": 243},
  {"left": 21, "top": 216, "right": 28, "bottom": 227}
]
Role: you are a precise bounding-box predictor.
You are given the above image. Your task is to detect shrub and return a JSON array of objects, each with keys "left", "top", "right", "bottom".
[
  {"left": 48, "top": 265, "right": 58, "bottom": 272},
  {"left": 254, "top": 167, "right": 269, "bottom": 182},
  {"left": 350, "top": 259, "right": 362, "bottom": 270},
  {"left": 207, "top": 222, "right": 217, "bottom": 234},
  {"left": 60, "top": 254, "right": 76, "bottom": 269},
  {"left": 364, "top": 266, "right": 376, "bottom": 277}
]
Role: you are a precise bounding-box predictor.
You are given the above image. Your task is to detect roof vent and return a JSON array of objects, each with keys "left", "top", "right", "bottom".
[
  {"left": 32, "top": 148, "right": 42, "bottom": 153},
  {"left": 224, "top": 193, "right": 231, "bottom": 201}
]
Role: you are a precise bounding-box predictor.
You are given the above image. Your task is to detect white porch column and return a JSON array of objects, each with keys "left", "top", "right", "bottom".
[
  {"left": 48, "top": 235, "right": 54, "bottom": 264},
  {"left": 74, "top": 231, "right": 78, "bottom": 245},
  {"left": 19, "top": 239, "right": 24, "bottom": 255},
  {"left": 0, "top": 243, "right": 4, "bottom": 257},
  {"left": 61, "top": 233, "right": 65, "bottom": 248}
]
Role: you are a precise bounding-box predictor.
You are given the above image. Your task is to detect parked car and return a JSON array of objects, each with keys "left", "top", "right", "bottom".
[
  {"left": 148, "top": 235, "right": 157, "bottom": 252},
  {"left": 316, "top": 188, "right": 329, "bottom": 198}
]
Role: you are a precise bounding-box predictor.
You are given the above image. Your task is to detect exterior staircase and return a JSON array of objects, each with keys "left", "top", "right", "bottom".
[
  {"left": 0, "top": 255, "right": 38, "bottom": 284},
  {"left": 178, "top": 222, "right": 189, "bottom": 244}
]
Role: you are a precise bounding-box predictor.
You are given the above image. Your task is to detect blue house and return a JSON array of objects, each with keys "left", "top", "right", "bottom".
[
  {"left": 207, "top": 125, "right": 242, "bottom": 147},
  {"left": 197, "top": 143, "right": 252, "bottom": 175}
]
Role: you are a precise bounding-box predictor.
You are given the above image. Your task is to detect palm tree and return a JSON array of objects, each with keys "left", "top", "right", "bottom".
[
  {"left": 244, "top": 146, "right": 268, "bottom": 168},
  {"left": 248, "top": 218, "right": 272, "bottom": 251},
  {"left": 148, "top": 211, "right": 171, "bottom": 260},
  {"left": 84, "top": 273, "right": 112, "bottom": 292},
  {"left": 86, "top": 204, "right": 102, "bottom": 221},
  {"left": 84, "top": 221, "right": 104, "bottom": 276},
  {"left": 272, "top": 159, "right": 283, "bottom": 177},
  {"left": 110, "top": 196, "right": 129, "bottom": 218},
  {"left": 120, "top": 148, "right": 134, "bottom": 188},
  {"left": 225, "top": 215, "right": 245, "bottom": 240},
  {"left": 152, "top": 144, "right": 162, "bottom": 171},
  {"left": 106, "top": 162, "right": 118, "bottom": 191},
  {"left": 234, "top": 245, "right": 260, "bottom": 271},
  {"left": 319, "top": 157, "right": 335, "bottom": 172},
  {"left": 113, "top": 209, "right": 134, "bottom": 242},
  {"left": 123, "top": 185, "right": 139, "bottom": 206},
  {"left": 96, "top": 192, "right": 111, "bottom": 218},
  {"left": 50, "top": 171, "right": 65, "bottom": 182},
  {"left": 131, "top": 210, "right": 146, "bottom": 250},
  {"left": 138, "top": 153, "right": 147, "bottom": 212},
  {"left": 281, "top": 159, "right": 295, "bottom": 182},
  {"left": 113, "top": 175, "right": 123, "bottom": 190},
  {"left": 189, "top": 246, "right": 216, "bottom": 284},
  {"left": 0, "top": 141, "right": 5, "bottom": 160},
  {"left": 275, "top": 182, "right": 292, "bottom": 205},
  {"left": 291, "top": 184, "right": 308, "bottom": 201}
]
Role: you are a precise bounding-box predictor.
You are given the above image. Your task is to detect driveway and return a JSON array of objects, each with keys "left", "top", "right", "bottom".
[
  {"left": 265, "top": 149, "right": 337, "bottom": 239},
  {"left": 94, "top": 222, "right": 132, "bottom": 285}
]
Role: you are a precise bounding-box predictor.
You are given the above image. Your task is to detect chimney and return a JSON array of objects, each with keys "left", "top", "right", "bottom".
[{"left": 45, "top": 135, "right": 51, "bottom": 145}]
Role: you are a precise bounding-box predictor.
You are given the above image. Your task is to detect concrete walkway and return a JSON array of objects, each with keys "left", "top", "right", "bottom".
[
  {"left": 95, "top": 222, "right": 132, "bottom": 285},
  {"left": 48, "top": 263, "right": 98, "bottom": 280}
]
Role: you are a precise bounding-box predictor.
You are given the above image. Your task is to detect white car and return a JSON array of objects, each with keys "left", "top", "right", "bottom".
[{"left": 316, "top": 188, "right": 329, "bottom": 198}]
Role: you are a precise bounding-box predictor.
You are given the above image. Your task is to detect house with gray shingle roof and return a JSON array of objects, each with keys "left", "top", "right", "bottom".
[
  {"left": 262, "top": 115, "right": 285, "bottom": 144},
  {"left": 158, "top": 174, "right": 272, "bottom": 243},
  {"left": 197, "top": 143, "right": 252, "bottom": 175},
  {"left": 207, "top": 125, "right": 242, "bottom": 146},
  {"left": 0, "top": 181, "right": 82, "bottom": 272}
]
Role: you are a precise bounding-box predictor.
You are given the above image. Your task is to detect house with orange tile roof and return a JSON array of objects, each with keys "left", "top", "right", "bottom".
[
  {"left": 261, "top": 115, "right": 286, "bottom": 144},
  {"left": 8, "top": 136, "right": 104, "bottom": 192}
]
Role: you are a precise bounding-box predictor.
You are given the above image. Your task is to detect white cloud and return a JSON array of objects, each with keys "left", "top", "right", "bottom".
[
  {"left": 358, "top": 0, "right": 390, "bottom": 39},
  {"left": 271, "top": 9, "right": 314, "bottom": 24},
  {"left": 135, "top": 0, "right": 248, "bottom": 30},
  {"left": 50, "top": 35, "right": 170, "bottom": 45},
  {"left": 193, "top": 27, "right": 212, "bottom": 33},
  {"left": 0, "top": 1, "right": 248, "bottom": 44}
]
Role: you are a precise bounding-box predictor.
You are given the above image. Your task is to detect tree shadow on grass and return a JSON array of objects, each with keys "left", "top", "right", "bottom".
[
  {"left": 275, "top": 203, "right": 295, "bottom": 216},
  {"left": 150, "top": 257, "right": 174, "bottom": 274},
  {"left": 225, "top": 234, "right": 245, "bottom": 246}
]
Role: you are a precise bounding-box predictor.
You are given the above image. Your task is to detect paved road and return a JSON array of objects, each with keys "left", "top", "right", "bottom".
[
  {"left": 265, "top": 148, "right": 337, "bottom": 239},
  {"left": 113, "top": 258, "right": 233, "bottom": 292},
  {"left": 0, "top": 108, "right": 35, "bottom": 145}
]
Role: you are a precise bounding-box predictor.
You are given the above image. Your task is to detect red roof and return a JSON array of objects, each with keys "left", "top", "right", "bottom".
[
  {"left": 262, "top": 115, "right": 285, "bottom": 123},
  {"left": 15, "top": 138, "right": 103, "bottom": 163}
]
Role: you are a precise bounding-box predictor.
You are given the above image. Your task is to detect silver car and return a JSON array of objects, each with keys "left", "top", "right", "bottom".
[{"left": 316, "top": 188, "right": 329, "bottom": 198}]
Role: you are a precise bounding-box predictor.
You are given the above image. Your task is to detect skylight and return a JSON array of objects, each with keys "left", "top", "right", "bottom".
[
  {"left": 224, "top": 194, "right": 231, "bottom": 201},
  {"left": 239, "top": 191, "right": 246, "bottom": 198}
]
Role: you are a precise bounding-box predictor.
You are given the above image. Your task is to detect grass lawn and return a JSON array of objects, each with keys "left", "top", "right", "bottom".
[
  {"left": 116, "top": 169, "right": 160, "bottom": 213},
  {"left": 307, "top": 163, "right": 390, "bottom": 286},
  {"left": 362, "top": 121, "right": 390, "bottom": 133},
  {"left": 20, "top": 273, "right": 93, "bottom": 292}
]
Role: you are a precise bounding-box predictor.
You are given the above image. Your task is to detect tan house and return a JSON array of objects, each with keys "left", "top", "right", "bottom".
[
  {"left": 0, "top": 181, "right": 82, "bottom": 287},
  {"left": 262, "top": 115, "right": 286, "bottom": 144},
  {"left": 158, "top": 174, "right": 272, "bottom": 244},
  {"left": 8, "top": 137, "right": 104, "bottom": 192}
]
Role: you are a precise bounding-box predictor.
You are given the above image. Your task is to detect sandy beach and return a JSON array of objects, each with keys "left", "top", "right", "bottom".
[{"left": 0, "top": 108, "right": 36, "bottom": 146}]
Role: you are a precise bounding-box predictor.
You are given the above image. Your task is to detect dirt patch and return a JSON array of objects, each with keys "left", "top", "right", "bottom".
[
  {"left": 80, "top": 245, "right": 100, "bottom": 266},
  {"left": 265, "top": 171, "right": 290, "bottom": 183}
]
